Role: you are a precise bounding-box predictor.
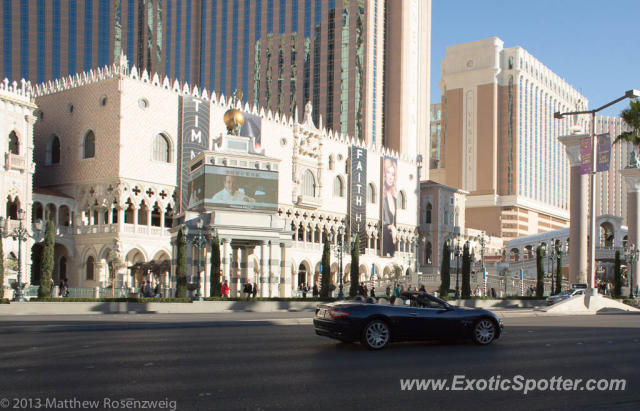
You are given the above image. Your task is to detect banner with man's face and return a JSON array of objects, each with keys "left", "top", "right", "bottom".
[
  {"left": 188, "top": 165, "right": 278, "bottom": 212},
  {"left": 381, "top": 156, "right": 398, "bottom": 258}
]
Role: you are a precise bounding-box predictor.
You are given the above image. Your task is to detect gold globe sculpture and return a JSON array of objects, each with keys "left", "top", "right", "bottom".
[
  {"left": 224, "top": 90, "right": 245, "bottom": 136},
  {"left": 223, "top": 108, "right": 244, "bottom": 136}
]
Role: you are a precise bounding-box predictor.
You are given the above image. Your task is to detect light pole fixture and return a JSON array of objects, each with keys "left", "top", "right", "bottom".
[
  {"left": 0, "top": 209, "right": 42, "bottom": 302},
  {"left": 182, "top": 218, "right": 217, "bottom": 301},
  {"left": 550, "top": 239, "right": 558, "bottom": 295},
  {"left": 540, "top": 242, "right": 548, "bottom": 295},
  {"left": 329, "top": 225, "right": 353, "bottom": 300},
  {"left": 554, "top": 89, "right": 640, "bottom": 295},
  {"left": 454, "top": 235, "right": 461, "bottom": 299},
  {"left": 478, "top": 231, "right": 487, "bottom": 296},
  {"left": 624, "top": 243, "right": 639, "bottom": 299}
]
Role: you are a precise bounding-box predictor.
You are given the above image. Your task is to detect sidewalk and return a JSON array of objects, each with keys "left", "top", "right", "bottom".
[{"left": 0, "top": 308, "right": 540, "bottom": 334}]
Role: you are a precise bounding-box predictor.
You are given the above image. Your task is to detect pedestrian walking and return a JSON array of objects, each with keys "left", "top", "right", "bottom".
[
  {"left": 252, "top": 282, "right": 258, "bottom": 298},
  {"left": 153, "top": 282, "right": 162, "bottom": 298},
  {"left": 221, "top": 280, "right": 230, "bottom": 298},
  {"left": 386, "top": 285, "right": 391, "bottom": 298},
  {"left": 394, "top": 284, "right": 400, "bottom": 297},
  {"left": 370, "top": 287, "right": 376, "bottom": 297},
  {"left": 244, "top": 282, "right": 252, "bottom": 299},
  {"left": 419, "top": 284, "right": 426, "bottom": 292},
  {"left": 312, "top": 283, "right": 319, "bottom": 298},
  {"left": 302, "top": 284, "right": 308, "bottom": 298},
  {"left": 62, "top": 278, "right": 69, "bottom": 297}
]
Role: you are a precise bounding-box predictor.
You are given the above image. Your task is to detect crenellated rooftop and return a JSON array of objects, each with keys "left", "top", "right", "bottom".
[{"left": 27, "top": 54, "right": 415, "bottom": 165}]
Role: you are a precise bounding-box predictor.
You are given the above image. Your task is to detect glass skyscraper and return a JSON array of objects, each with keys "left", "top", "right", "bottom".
[{"left": 0, "top": 0, "right": 430, "bottom": 153}]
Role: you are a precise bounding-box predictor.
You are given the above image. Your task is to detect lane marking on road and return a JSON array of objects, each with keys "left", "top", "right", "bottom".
[
  {"left": 16, "top": 369, "right": 26, "bottom": 372},
  {"left": 144, "top": 362, "right": 154, "bottom": 367},
  {"left": 577, "top": 342, "right": 583, "bottom": 345}
]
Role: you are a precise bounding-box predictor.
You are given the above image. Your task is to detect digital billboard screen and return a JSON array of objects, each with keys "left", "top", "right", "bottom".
[{"left": 187, "top": 165, "right": 278, "bottom": 212}]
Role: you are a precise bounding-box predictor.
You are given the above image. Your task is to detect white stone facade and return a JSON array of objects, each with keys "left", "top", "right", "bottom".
[
  {"left": 0, "top": 79, "right": 37, "bottom": 298},
  {"left": 30, "top": 59, "right": 419, "bottom": 296}
]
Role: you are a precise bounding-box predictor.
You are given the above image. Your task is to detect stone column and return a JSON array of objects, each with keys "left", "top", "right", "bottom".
[
  {"left": 241, "top": 247, "right": 250, "bottom": 291},
  {"left": 280, "top": 243, "right": 292, "bottom": 297},
  {"left": 222, "top": 238, "right": 230, "bottom": 284},
  {"left": 559, "top": 134, "right": 589, "bottom": 285},
  {"left": 269, "top": 241, "right": 277, "bottom": 297},
  {"left": 621, "top": 167, "right": 640, "bottom": 293},
  {"left": 259, "top": 241, "right": 268, "bottom": 297},
  {"left": 160, "top": 210, "right": 165, "bottom": 228},
  {"left": 117, "top": 206, "right": 125, "bottom": 230},
  {"left": 232, "top": 247, "right": 241, "bottom": 297}
]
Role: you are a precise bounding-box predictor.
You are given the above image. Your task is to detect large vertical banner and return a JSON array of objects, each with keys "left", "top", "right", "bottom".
[
  {"left": 381, "top": 156, "right": 398, "bottom": 258},
  {"left": 350, "top": 146, "right": 367, "bottom": 254},
  {"left": 179, "top": 96, "right": 210, "bottom": 212}
]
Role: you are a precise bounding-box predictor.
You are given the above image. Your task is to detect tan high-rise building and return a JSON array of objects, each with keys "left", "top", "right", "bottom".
[
  {"left": 438, "top": 37, "right": 588, "bottom": 239},
  {"left": 0, "top": 0, "right": 430, "bottom": 156}
]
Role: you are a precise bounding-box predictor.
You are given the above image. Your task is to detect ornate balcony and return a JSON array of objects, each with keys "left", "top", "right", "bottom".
[{"left": 4, "top": 152, "right": 27, "bottom": 172}]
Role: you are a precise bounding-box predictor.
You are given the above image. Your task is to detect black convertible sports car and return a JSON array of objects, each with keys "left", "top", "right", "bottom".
[{"left": 313, "top": 291, "right": 503, "bottom": 350}]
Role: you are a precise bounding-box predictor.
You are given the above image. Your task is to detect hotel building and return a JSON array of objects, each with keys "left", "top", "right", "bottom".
[
  {"left": 0, "top": 0, "right": 431, "bottom": 156},
  {"left": 437, "top": 37, "right": 589, "bottom": 239}
]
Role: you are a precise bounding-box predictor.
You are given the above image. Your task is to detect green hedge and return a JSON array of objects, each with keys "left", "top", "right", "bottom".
[
  {"left": 204, "top": 296, "right": 335, "bottom": 302},
  {"left": 29, "top": 297, "right": 193, "bottom": 303},
  {"left": 438, "top": 295, "right": 546, "bottom": 301},
  {"left": 0, "top": 298, "right": 9, "bottom": 304}
]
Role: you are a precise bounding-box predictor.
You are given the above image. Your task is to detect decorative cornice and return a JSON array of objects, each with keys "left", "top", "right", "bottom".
[
  {"left": 620, "top": 168, "right": 640, "bottom": 193},
  {"left": 558, "top": 133, "right": 588, "bottom": 167}
]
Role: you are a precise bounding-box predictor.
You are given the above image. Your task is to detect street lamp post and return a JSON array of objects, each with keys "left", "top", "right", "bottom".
[
  {"left": 624, "top": 244, "right": 639, "bottom": 299},
  {"left": 0, "top": 209, "right": 41, "bottom": 302},
  {"left": 454, "top": 236, "right": 461, "bottom": 299},
  {"left": 182, "top": 218, "right": 216, "bottom": 301},
  {"left": 329, "top": 225, "right": 353, "bottom": 300},
  {"left": 550, "top": 239, "right": 558, "bottom": 295},
  {"left": 554, "top": 90, "right": 640, "bottom": 295},
  {"left": 540, "top": 243, "right": 547, "bottom": 296},
  {"left": 478, "top": 231, "right": 487, "bottom": 295}
]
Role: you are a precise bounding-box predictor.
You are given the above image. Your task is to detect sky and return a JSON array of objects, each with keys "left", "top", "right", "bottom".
[{"left": 430, "top": 0, "right": 640, "bottom": 117}]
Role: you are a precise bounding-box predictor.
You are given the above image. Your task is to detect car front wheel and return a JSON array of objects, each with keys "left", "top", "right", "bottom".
[
  {"left": 472, "top": 319, "right": 497, "bottom": 345},
  {"left": 361, "top": 320, "right": 390, "bottom": 350}
]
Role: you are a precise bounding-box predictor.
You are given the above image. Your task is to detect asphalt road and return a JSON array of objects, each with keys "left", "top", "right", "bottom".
[{"left": 0, "top": 314, "right": 639, "bottom": 411}]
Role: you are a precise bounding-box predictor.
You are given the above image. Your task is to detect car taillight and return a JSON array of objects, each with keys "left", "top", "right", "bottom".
[{"left": 329, "top": 309, "right": 350, "bottom": 319}]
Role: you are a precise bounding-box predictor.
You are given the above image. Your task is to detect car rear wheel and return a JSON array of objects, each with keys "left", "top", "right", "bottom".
[
  {"left": 472, "top": 319, "right": 497, "bottom": 345},
  {"left": 361, "top": 320, "right": 390, "bottom": 350}
]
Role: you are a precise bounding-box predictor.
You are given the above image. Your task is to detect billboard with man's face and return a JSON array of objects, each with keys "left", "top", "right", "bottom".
[{"left": 187, "top": 165, "right": 278, "bottom": 212}]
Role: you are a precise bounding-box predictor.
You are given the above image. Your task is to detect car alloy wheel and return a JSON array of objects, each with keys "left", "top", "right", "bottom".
[
  {"left": 473, "top": 319, "right": 496, "bottom": 345},
  {"left": 362, "top": 320, "right": 390, "bottom": 350}
]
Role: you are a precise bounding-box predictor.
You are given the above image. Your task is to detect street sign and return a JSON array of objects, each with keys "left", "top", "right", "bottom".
[
  {"left": 596, "top": 133, "right": 611, "bottom": 172},
  {"left": 580, "top": 136, "right": 592, "bottom": 175},
  {"left": 580, "top": 133, "right": 611, "bottom": 174}
]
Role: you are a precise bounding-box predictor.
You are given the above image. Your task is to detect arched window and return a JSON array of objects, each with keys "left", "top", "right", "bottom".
[
  {"left": 8, "top": 131, "right": 19, "bottom": 154},
  {"left": 47, "top": 135, "right": 61, "bottom": 165},
  {"left": 153, "top": 134, "right": 170, "bottom": 162},
  {"left": 399, "top": 191, "right": 406, "bottom": 209},
  {"left": 333, "top": 176, "right": 344, "bottom": 197},
  {"left": 5, "top": 196, "right": 19, "bottom": 220},
  {"left": 328, "top": 154, "right": 335, "bottom": 170},
  {"left": 83, "top": 130, "right": 95, "bottom": 159},
  {"left": 425, "top": 242, "right": 432, "bottom": 264},
  {"left": 302, "top": 170, "right": 316, "bottom": 197},
  {"left": 367, "top": 183, "right": 376, "bottom": 203},
  {"left": 426, "top": 203, "right": 432, "bottom": 224},
  {"left": 86, "top": 256, "right": 95, "bottom": 280}
]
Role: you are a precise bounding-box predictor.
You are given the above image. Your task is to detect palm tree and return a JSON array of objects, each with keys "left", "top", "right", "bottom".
[{"left": 613, "top": 99, "right": 640, "bottom": 148}]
